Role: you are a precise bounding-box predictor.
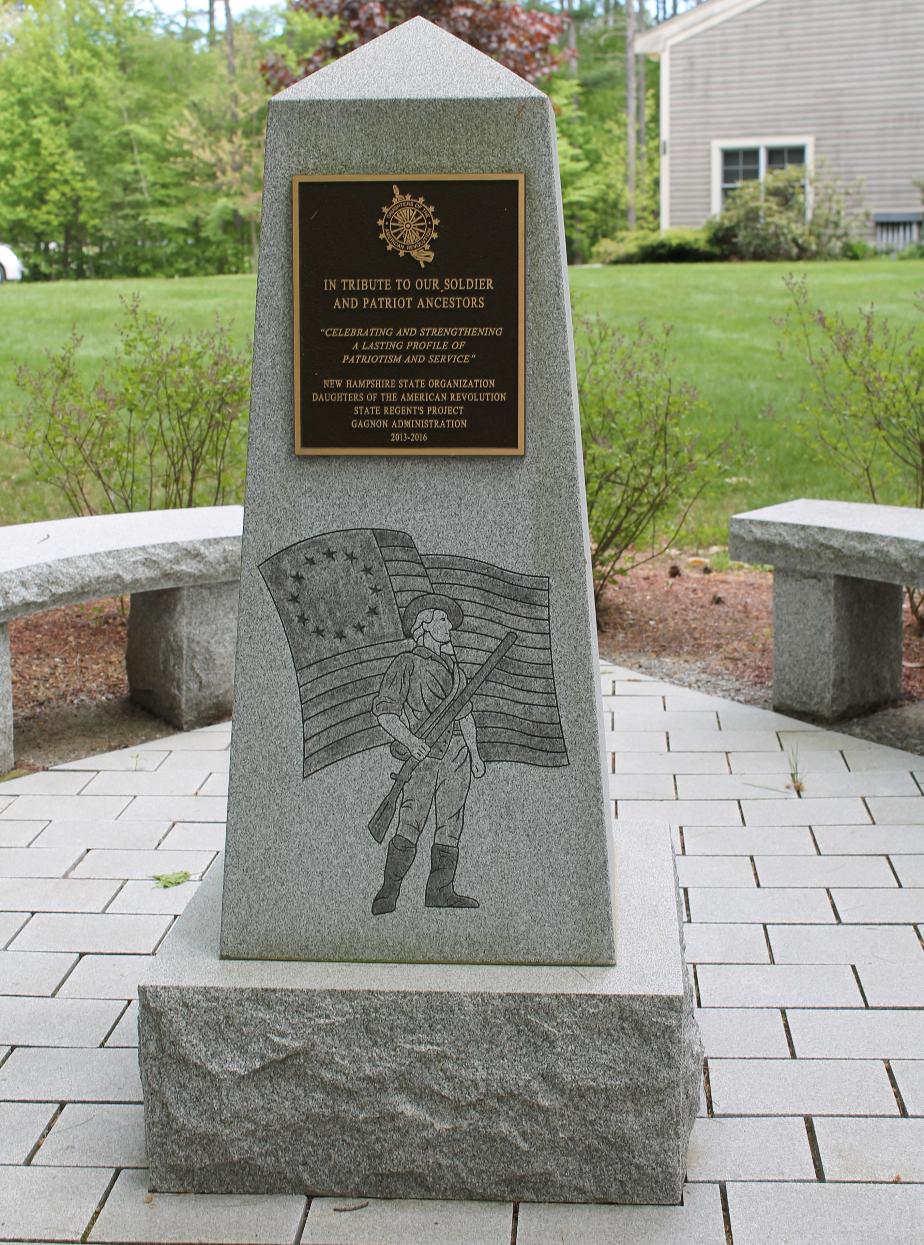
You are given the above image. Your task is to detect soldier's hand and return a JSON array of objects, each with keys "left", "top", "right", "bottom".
[
  {"left": 408, "top": 736, "right": 430, "bottom": 760},
  {"left": 471, "top": 755, "right": 486, "bottom": 779}
]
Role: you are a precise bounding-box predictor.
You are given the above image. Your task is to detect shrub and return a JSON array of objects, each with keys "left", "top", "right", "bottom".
[
  {"left": 899, "top": 242, "right": 924, "bottom": 261},
  {"left": 842, "top": 239, "right": 879, "bottom": 261},
  {"left": 14, "top": 297, "right": 250, "bottom": 516},
  {"left": 591, "top": 227, "right": 718, "bottom": 265},
  {"left": 574, "top": 314, "right": 732, "bottom": 605},
  {"left": 707, "top": 166, "right": 864, "bottom": 261},
  {"left": 779, "top": 273, "right": 924, "bottom": 624}
]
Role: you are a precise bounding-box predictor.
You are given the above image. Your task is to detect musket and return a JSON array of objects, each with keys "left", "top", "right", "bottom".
[{"left": 367, "top": 630, "right": 517, "bottom": 843}]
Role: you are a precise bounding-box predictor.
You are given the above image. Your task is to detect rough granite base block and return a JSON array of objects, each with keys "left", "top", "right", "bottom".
[
  {"left": 127, "top": 582, "right": 238, "bottom": 729},
  {"left": 773, "top": 570, "right": 903, "bottom": 721},
  {"left": 0, "top": 623, "right": 12, "bottom": 773},
  {"left": 139, "top": 823, "right": 701, "bottom": 1204}
]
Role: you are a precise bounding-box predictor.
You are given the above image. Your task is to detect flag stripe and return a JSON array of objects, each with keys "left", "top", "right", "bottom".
[
  {"left": 303, "top": 694, "right": 377, "bottom": 733},
  {"left": 474, "top": 709, "right": 564, "bottom": 735},
  {"left": 428, "top": 572, "right": 548, "bottom": 609},
  {"left": 454, "top": 644, "right": 553, "bottom": 678},
  {"left": 305, "top": 709, "right": 381, "bottom": 751},
  {"left": 387, "top": 576, "right": 432, "bottom": 591},
  {"left": 460, "top": 603, "right": 550, "bottom": 635},
  {"left": 473, "top": 698, "right": 562, "bottom": 724},
  {"left": 422, "top": 583, "right": 550, "bottom": 620},
  {"left": 381, "top": 558, "right": 429, "bottom": 578},
  {"left": 481, "top": 670, "right": 557, "bottom": 696},
  {"left": 301, "top": 671, "right": 381, "bottom": 711},
  {"left": 388, "top": 582, "right": 432, "bottom": 602},
  {"left": 306, "top": 728, "right": 389, "bottom": 777},
  {"left": 377, "top": 545, "right": 419, "bottom": 558},
  {"left": 374, "top": 529, "right": 416, "bottom": 549},
  {"left": 300, "top": 672, "right": 384, "bottom": 716},
  {"left": 481, "top": 742, "right": 568, "bottom": 767},
  {"left": 300, "top": 654, "right": 401, "bottom": 700},
  {"left": 424, "top": 554, "right": 549, "bottom": 591},
  {"left": 425, "top": 551, "right": 569, "bottom": 768},
  {"left": 297, "top": 639, "right": 410, "bottom": 686},
  {"left": 477, "top": 727, "right": 568, "bottom": 752},
  {"left": 383, "top": 579, "right": 431, "bottom": 600},
  {"left": 455, "top": 625, "right": 551, "bottom": 653},
  {"left": 476, "top": 688, "right": 559, "bottom": 711}
]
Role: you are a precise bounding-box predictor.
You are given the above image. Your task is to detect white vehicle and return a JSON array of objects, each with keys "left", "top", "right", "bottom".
[{"left": 0, "top": 244, "right": 24, "bottom": 282}]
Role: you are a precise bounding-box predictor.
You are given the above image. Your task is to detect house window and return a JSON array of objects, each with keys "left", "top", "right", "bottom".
[
  {"left": 766, "top": 145, "right": 807, "bottom": 174},
  {"left": 721, "top": 148, "right": 760, "bottom": 200},
  {"left": 713, "top": 140, "right": 812, "bottom": 213}
]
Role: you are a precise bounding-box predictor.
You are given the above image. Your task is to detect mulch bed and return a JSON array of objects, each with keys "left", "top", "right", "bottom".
[
  {"left": 596, "top": 554, "right": 924, "bottom": 701},
  {"left": 597, "top": 556, "right": 775, "bottom": 688},
  {"left": 10, "top": 597, "right": 130, "bottom": 715}
]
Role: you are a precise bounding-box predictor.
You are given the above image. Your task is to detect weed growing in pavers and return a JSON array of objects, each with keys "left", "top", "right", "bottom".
[{"left": 787, "top": 748, "right": 805, "bottom": 796}]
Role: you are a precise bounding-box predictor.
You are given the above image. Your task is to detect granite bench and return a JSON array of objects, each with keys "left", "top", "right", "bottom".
[
  {"left": 0, "top": 506, "right": 243, "bottom": 772},
  {"left": 729, "top": 498, "right": 924, "bottom": 722}
]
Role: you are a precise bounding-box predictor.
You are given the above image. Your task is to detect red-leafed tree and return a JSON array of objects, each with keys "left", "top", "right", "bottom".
[{"left": 261, "top": 0, "right": 571, "bottom": 92}]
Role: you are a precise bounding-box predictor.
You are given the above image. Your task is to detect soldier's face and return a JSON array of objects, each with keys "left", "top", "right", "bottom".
[{"left": 428, "top": 610, "right": 452, "bottom": 644}]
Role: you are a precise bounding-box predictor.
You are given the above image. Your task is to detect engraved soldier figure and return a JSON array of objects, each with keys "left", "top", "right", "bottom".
[{"left": 371, "top": 593, "right": 485, "bottom": 915}]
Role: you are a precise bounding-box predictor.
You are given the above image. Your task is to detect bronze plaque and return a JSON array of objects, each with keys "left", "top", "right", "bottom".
[{"left": 292, "top": 174, "right": 525, "bottom": 456}]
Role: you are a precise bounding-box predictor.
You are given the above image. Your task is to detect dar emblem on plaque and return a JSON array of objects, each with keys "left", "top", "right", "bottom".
[{"left": 377, "top": 184, "right": 439, "bottom": 267}]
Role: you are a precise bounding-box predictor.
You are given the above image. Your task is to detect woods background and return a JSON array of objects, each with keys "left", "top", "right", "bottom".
[{"left": 0, "top": 0, "right": 710, "bottom": 278}]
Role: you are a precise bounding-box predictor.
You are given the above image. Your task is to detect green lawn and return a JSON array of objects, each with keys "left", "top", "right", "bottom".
[
  {"left": 1, "top": 261, "right": 922, "bottom": 542},
  {"left": 0, "top": 275, "right": 258, "bottom": 527},
  {"left": 571, "top": 259, "right": 924, "bottom": 544}
]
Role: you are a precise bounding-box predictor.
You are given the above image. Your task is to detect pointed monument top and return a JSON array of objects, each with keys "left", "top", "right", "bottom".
[{"left": 274, "top": 17, "right": 544, "bottom": 102}]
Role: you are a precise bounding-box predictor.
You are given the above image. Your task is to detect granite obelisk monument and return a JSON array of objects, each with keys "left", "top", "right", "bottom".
[{"left": 139, "top": 18, "right": 701, "bottom": 1203}]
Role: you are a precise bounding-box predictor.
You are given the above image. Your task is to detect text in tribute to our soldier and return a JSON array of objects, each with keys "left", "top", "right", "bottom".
[{"left": 292, "top": 174, "right": 525, "bottom": 455}]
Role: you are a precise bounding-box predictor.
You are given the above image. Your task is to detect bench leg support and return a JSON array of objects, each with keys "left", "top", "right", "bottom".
[
  {"left": 773, "top": 570, "right": 903, "bottom": 722},
  {"left": 127, "top": 583, "right": 238, "bottom": 731},
  {"left": 0, "top": 623, "right": 13, "bottom": 775}
]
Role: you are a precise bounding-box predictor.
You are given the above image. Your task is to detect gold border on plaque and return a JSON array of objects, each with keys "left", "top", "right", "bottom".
[{"left": 291, "top": 173, "right": 526, "bottom": 457}]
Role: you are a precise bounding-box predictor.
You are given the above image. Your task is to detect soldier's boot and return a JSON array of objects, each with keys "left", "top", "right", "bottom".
[
  {"left": 424, "top": 842, "right": 480, "bottom": 909},
  {"left": 371, "top": 834, "right": 417, "bottom": 915}
]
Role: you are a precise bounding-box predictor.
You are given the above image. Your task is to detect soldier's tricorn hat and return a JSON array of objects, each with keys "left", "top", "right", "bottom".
[{"left": 401, "top": 593, "right": 463, "bottom": 637}]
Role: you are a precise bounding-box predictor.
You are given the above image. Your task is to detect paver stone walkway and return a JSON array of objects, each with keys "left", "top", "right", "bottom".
[{"left": 0, "top": 663, "right": 922, "bottom": 1243}]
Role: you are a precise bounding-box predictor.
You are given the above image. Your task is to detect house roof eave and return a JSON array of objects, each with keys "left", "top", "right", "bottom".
[{"left": 635, "top": 0, "right": 773, "bottom": 56}]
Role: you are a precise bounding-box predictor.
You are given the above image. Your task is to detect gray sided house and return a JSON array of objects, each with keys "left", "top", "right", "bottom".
[{"left": 636, "top": 0, "right": 924, "bottom": 250}]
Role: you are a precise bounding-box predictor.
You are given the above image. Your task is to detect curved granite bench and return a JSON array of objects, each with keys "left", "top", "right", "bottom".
[
  {"left": 729, "top": 498, "right": 924, "bottom": 722},
  {"left": 0, "top": 506, "right": 243, "bottom": 772}
]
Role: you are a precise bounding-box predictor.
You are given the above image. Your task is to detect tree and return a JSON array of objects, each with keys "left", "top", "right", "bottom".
[
  {"left": 262, "top": 0, "right": 571, "bottom": 92},
  {"left": 549, "top": 74, "right": 632, "bottom": 262},
  {"left": 0, "top": 0, "right": 272, "bottom": 278},
  {"left": 171, "top": 14, "right": 269, "bottom": 270},
  {"left": 649, "top": 0, "right": 707, "bottom": 21},
  {"left": 625, "top": 0, "right": 636, "bottom": 227}
]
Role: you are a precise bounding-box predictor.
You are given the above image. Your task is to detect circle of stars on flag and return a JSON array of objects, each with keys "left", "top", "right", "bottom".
[{"left": 286, "top": 546, "right": 383, "bottom": 643}]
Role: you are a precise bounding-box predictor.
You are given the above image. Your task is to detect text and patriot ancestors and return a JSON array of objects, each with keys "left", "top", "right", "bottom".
[{"left": 293, "top": 175, "right": 524, "bottom": 455}]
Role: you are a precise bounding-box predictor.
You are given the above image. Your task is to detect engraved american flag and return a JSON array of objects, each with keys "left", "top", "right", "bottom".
[{"left": 259, "top": 529, "right": 568, "bottom": 777}]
